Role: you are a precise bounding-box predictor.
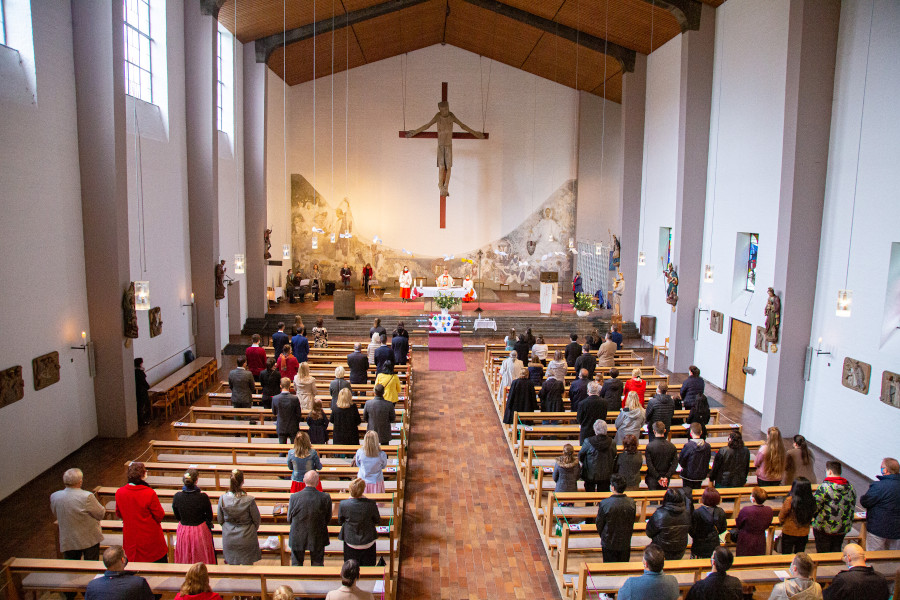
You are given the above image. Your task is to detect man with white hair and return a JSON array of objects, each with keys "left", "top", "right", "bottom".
[
  {"left": 577, "top": 380, "right": 607, "bottom": 444},
  {"left": 50, "top": 468, "right": 105, "bottom": 566},
  {"left": 578, "top": 419, "right": 617, "bottom": 493},
  {"left": 498, "top": 350, "right": 524, "bottom": 399},
  {"left": 330, "top": 366, "right": 352, "bottom": 403}
]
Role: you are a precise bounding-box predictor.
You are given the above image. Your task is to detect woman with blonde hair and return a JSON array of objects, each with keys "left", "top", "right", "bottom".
[
  {"left": 755, "top": 426, "right": 787, "bottom": 486},
  {"left": 174, "top": 562, "right": 221, "bottom": 600},
  {"left": 287, "top": 432, "right": 323, "bottom": 493},
  {"left": 353, "top": 431, "right": 388, "bottom": 494},
  {"left": 614, "top": 391, "right": 646, "bottom": 445},
  {"left": 172, "top": 468, "right": 215, "bottom": 564},
  {"left": 337, "top": 479, "right": 381, "bottom": 566},
  {"left": 553, "top": 444, "right": 581, "bottom": 493},
  {"left": 293, "top": 362, "right": 317, "bottom": 410},
  {"left": 331, "top": 388, "right": 362, "bottom": 446},
  {"left": 217, "top": 470, "right": 261, "bottom": 565},
  {"left": 622, "top": 368, "right": 647, "bottom": 407}
]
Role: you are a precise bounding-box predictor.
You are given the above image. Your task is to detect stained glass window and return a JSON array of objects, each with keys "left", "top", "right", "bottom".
[
  {"left": 746, "top": 233, "right": 759, "bottom": 292},
  {"left": 124, "top": 0, "right": 153, "bottom": 103}
]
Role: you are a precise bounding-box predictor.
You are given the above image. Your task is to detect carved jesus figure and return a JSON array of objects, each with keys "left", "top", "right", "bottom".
[{"left": 406, "top": 101, "right": 484, "bottom": 196}]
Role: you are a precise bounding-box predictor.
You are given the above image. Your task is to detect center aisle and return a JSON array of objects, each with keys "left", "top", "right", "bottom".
[{"left": 397, "top": 349, "right": 562, "bottom": 600}]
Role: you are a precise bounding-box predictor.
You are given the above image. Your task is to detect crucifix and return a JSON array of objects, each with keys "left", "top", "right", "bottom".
[{"left": 400, "top": 82, "right": 489, "bottom": 228}]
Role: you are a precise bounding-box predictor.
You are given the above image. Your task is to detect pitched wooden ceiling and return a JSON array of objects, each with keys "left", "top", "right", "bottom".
[{"left": 217, "top": 0, "right": 724, "bottom": 103}]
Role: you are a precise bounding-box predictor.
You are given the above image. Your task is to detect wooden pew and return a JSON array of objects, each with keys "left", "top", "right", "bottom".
[
  {"left": 184, "top": 405, "right": 406, "bottom": 426},
  {"left": 572, "top": 551, "right": 900, "bottom": 600},
  {"left": 1, "top": 558, "right": 388, "bottom": 599},
  {"left": 148, "top": 357, "right": 217, "bottom": 419},
  {"left": 171, "top": 416, "right": 406, "bottom": 446}
]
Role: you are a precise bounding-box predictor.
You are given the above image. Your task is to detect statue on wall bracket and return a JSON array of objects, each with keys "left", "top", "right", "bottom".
[
  {"left": 264, "top": 228, "right": 273, "bottom": 260},
  {"left": 664, "top": 264, "right": 679, "bottom": 311},
  {"left": 215, "top": 260, "right": 227, "bottom": 305},
  {"left": 123, "top": 282, "right": 139, "bottom": 344},
  {"left": 764, "top": 287, "right": 781, "bottom": 353}
]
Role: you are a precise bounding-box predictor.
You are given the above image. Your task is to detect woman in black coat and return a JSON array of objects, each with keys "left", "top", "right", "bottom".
[
  {"left": 709, "top": 431, "right": 750, "bottom": 488},
  {"left": 687, "top": 393, "right": 711, "bottom": 438},
  {"left": 690, "top": 486, "right": 727, "bottom": 558},
  {"left": 330, "top": 388, "right": 362, "bottom": 446}
]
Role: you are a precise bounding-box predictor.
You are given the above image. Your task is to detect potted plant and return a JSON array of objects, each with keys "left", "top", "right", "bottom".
[
  {"left": 434, "top": 292, "right": 460, "bottom": 315},
  {"left": 570, "top": 292, "right": 595, "bottom": 317}
]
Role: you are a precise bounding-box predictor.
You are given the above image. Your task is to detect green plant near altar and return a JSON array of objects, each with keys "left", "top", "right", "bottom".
[
  {"left": 570, "top": 292, "right": 595, "bottom": 313},
  {"left": 434, "top": 292, "right": 461, "bottom": 310}
]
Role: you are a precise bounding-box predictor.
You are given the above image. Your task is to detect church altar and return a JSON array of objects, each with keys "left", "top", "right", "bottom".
[{"left": 413, "top": 286, "right": 468, "bottom": 298}]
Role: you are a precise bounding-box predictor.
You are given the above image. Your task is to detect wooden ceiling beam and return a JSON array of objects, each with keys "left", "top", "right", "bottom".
[
  {"left": 634, "top": 0, "right": 702, "bottom": 32},
  {"left": 459, "top": 0, "right": 635, "bottom": 72},
  {"left": 254, "top": 0, "right": 432, "bottom": 62}
]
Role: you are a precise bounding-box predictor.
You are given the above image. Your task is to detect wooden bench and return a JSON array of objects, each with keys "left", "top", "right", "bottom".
[
  {"left": 171, "top": 419, "right": 406, "bottom": 446},
  {"left": 207, "top": 391, "right": 409, "bottom": 409},
  {"left": 572, "top": 551, "right": 900, "bottom": 600},
  {"left": 1, "top": 558, "right": 387, "bottom": 600},
  {"left": 148, "top": 357, "right": 217, "bottom": 419},
  {"left": 184, "top": 405, "right": 406, "bottom": 427}
]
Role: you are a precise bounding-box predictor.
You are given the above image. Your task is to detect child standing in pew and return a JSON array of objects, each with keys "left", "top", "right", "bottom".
[
  {"left": 554, "top": 444, "right": 581, "bottom": 501},
  {"left": 306, "top": 400, "right": 330, "bottom": 445}
]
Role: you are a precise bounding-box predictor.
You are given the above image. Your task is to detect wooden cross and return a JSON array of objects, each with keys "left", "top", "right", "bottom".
[{"left": 399, "top": 82, "right": 489, "bottom": 228}]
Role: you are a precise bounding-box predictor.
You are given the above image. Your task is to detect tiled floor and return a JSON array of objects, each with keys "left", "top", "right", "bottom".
[{"left": 397, "top": 349, "right": 562, "bottom": 600}]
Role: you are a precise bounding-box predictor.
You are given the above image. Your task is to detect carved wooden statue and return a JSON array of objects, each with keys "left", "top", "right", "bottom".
[
  {"left": 215, "top": 260, "right": 227, "bottom": 300},
  {"left": 406, "top": 101, "right": 484, "bottom": 196},
  {"left": 123, "top": 282, "right": 139, "bottom": 339},
  {"left": 149, "top": 307, "right": 163, "bottom": 338},
  {"left": 264, "top": 228, "right": 272, "bottom": 260},
  {"left": 764, "top": 287, "right": 781, "bottom": 343},
  {"left": 664, "top": 264, "right": 679, "bottom": 309},
  {"left": 612, "top": 272, "right": 625, "bottom": 316}
]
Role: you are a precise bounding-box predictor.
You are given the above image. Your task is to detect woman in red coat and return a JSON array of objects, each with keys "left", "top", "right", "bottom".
[
  {"left": 115, "top": 462, "right": 168, "bottom": 563},
  {"left": 622, "top": 368, "right": 647, "bottom": 408}
]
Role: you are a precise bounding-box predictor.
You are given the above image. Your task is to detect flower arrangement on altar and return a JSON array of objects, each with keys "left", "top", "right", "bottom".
[{"left": 434, "top": 293, "right": 461, "bottom": 311}]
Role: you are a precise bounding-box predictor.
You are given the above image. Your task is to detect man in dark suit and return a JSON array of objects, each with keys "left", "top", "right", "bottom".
[
  {"left": 272, "top": 378, "right": 302, "bottom": 444},
  {"left": 568, "top": 369, "right": 590, "bottom": 413},
  {"left": 391, "top": 331, "right": 410, "bottom": 366},
  {"left": 347, "top": 343, "right": 369, "bottom": 385},
  {"left": 374, "top": 334, "right": 393, "bottom": 373},
  {"left": 609, "top": 324, "right": 624, "bottom": 350},
  {"left": 228, "top": 358, "right": 256, "bottom": 409},
  {"left": 564, "top": 334, "right": 582, "bottom": 367},
  {"left": 576, "top": 381, "right": 607, "bottom": 444},
  {"left": 822, "top": 544, "right": 890, "bottom": 600},
  {"left": 363, "top": 384, "right": 396, "bottom": 444},
  {"left": 271, "top": 322, "right": 290, "bottom": 358},
  {"left": 574, "top": 343, "right": 597, "bottom": 379},
  {"left": 287, "top": 471, "right": 333, "bottom": 566},
  {"left": 595, "top": 475, "right": 637, "bottom": 563},
  {"left": 291, "top": 330, "right": 310, "bottom": 364},
  {"left": 84, "top": 545, "right": 154, "bottom": 600},
  {"left": 599, "top": 368, "right": 625, "bottom": 414}
]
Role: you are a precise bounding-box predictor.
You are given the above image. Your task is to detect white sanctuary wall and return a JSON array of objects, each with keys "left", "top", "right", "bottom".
[
  {"left": 802, "top": 0, "right": 900, "bottom": 478},
  {"left": 691, "top": 0, "right": 790, "bottom": 413},
  {"left": 125, "top": 0, "right": 197, "bottom": 384},
  {"left": 266, "top": 44, "right": 592, "bottom": 285},
  {"left": 0, "top": 1, "right": 97, "bottom": 500},
  {"left": 633, "top": 36, "right": 681, "bottom": 346},
  {"left": 576, "top": 91, "right": 623, "bottom": 246}
]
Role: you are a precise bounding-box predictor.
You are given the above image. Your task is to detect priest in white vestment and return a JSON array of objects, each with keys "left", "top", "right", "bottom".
[{"left": 436, "top": 268, "right": 454, "bottom": 288}]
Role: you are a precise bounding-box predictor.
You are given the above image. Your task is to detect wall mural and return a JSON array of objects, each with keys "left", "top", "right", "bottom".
[{"left": 289, "top": 174, "right": 576, "bottom": 286}]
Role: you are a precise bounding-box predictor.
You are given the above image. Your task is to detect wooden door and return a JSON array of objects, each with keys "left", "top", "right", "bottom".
[{"left": 726, "top": 319, "right": 752, "bottom": 401}]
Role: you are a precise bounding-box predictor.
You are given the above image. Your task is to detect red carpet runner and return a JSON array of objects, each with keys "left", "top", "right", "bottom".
[{"left": 427, "top": 332, "right": 467, "bottom": 371}]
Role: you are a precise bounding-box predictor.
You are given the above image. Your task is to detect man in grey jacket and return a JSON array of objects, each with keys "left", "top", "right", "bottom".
[
  {"left": 287, "top": 471, "right": 333, "bottom": 566},
  {"left": 363, "top": 384, "right": 396, "bottom": 445},
  {"left": 767, "top": 552, "right": 823, "bottom": 600},
  {"left": 228, "top": 357, "right": 256, "bottom": 408},
  {"left": 272, "top": 378, "right": 302, "bottom": 444},
  {"left": 50, "top": 468, "right": 105, "bottom": 561}
]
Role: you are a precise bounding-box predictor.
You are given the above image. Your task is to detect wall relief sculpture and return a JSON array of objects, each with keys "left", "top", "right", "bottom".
[
  {"left": 0, "top": 365, "right": 24, "bottom": 409},
  {"left": 149, "top": 307, "right": 163, "bottom": 338},
  {"left": 123, "top": 283, "right": 138, "bottom": 341},
  {"left": 841, "top": 357, "right": 870, "bottom": 395},
  {"left": 880, "top": 371, "right": 900, "bottom": 409},
  {"left": 709, "top": 311, "right": 724, "bottom": 334},
  {"left": 754, "top": 326, "right": 768, "bottom": 353},
  {"left": 32, "top": 351, "right": 60, "bottom": 391}
]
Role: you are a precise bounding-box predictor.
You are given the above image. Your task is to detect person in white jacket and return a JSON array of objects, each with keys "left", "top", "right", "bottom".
[
  {"left": 399, "top": 267, "right": 413, "bottom": 302},
  {"left": 498, "top": 351, "right": 524, "bottom": 400},
  {"left": 462, "top": 275, "right": 476, "bottom": 301}
]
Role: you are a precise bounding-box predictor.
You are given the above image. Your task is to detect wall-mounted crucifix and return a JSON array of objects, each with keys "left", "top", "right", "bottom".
[{"left": 400, "top": 82, "right": 489, "bottom": 228}]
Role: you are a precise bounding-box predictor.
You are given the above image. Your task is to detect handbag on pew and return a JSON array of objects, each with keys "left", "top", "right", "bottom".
[
  {"left": 728, "top": 527, "right": 740, "bottom": 543},
  {"left": 773, "top": 533, "right": 783, "bottom": 553}
]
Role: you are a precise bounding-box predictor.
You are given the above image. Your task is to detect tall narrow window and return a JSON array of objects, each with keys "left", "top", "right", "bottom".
[
  {"left": 216, "top": 29, "right": 224, "bottom": 131},
  {"left": 745, "top": 233, "right": 759, "bottom": 291},
  {"left": 124, "top": 0, "right": 153, "bottom": 103},
  {"left": 0, "top": 0, "right": 7, "bottom": 46},
  {"left": 657, "top": 227, "right": 673, "bottom": 275}
]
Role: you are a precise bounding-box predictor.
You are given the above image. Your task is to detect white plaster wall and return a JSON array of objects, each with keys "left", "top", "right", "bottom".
[
  {"left": 802, "top": 0, "right": 900, "bottom": 479},
  {"left": 266, "top": 44, "right": 579, "bottom": 283},
  {"left": 576, "top": 91, "right": 623, "bottom": 245},
  {"left": 125, "top": 0, "right": 196, "bottom": 384},
  {"left": 218, "top": 33, "right": 247, "bottom": 339},
  {"left": 0, "top": 1, "right": 97, "bottom": 501},
  {"left": 692, "top": 0, "right": 790, "bottom": 412},
  {"left": 633, "top": 36, "right": 681, "bottom": 342}
]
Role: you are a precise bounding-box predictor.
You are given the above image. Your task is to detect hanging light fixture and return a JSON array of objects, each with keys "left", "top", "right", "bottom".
[
  {"left": 282, "top": 243, "right": 290, "bottom": 260},
  {"left": 836, "top": 290, "right": 852, "bottom": 317},
  {"left": 312, "top": 237, "right": 318, "bottom": 250},
  {"left": 704, "top": 264, "right": 714, "bottom": 283},
  {"left": 638, "top": 252, "right": 646, "bottom": 266},
  {"left": 234, "top": 254, "right": 245, "bottom": 274},
  {"left": 134, "top": 281, "right": 150, "bottom": 310}
]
